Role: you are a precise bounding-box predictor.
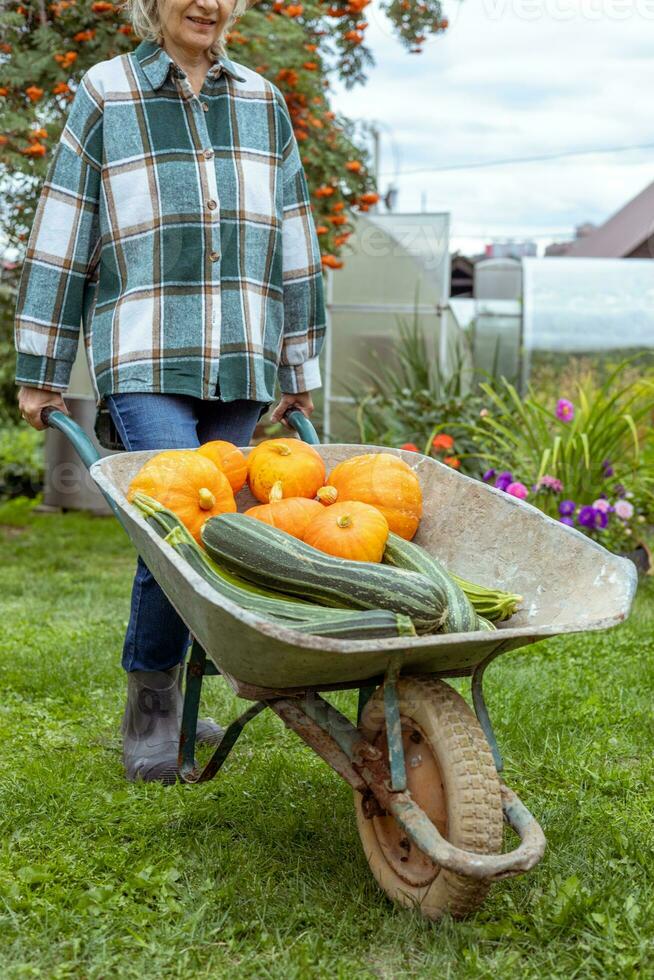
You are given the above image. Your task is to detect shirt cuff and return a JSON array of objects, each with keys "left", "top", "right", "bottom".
[
  {"left": 277, "top": 355, "right": 321, "bottom": 394},
  {"left": 15, "top": 352, "right": 72, "bottom": 391}
]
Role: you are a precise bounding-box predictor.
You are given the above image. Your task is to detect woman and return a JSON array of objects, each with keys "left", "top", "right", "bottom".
[{"left": 15, "top": 0, "right": 326, "bottom": 784}]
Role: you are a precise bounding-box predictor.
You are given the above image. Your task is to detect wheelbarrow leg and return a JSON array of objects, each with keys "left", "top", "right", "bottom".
[
  {"left": 178, "top": 639, "right": 267, "bottom": 784},
  {"left": 471, "top": 647, "right": 507, "bottom": 773}
]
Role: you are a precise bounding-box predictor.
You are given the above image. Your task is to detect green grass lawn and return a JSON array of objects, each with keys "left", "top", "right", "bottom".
[{"left": 1, "top": 500, "right": 652, "bottom": 978}]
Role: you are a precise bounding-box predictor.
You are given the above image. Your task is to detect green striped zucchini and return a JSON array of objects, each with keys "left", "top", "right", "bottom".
[
  {"left": 158, "top": 523, "right": 410, "bottom": 639},
  {"left": 382, "top": 533, "right": 480, "bottom": 633},
  {"left": 201, "top": 514, "right": 448, "bottom": 634},
  {"left": 132, "top": 492, "right": 302, "bottom": 603},
  {"left": 477, "top": 616, "right": 497, "bottom": 631},
  {"left": 282, "top": 610, "right": 417, "bottom": 640}
]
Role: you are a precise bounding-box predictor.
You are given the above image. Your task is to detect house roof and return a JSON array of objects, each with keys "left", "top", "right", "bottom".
[{"left": 565, "top": 179, "right": 654, "bottom": 257}]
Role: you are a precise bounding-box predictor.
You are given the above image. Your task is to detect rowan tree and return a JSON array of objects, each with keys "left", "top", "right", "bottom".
[{"left": 0, "top": 0, "right": 447, "bottom": 269}]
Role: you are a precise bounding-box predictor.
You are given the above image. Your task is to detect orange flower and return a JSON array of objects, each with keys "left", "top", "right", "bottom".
[
  {"left": 29, "top": 128, "right": 48, "bottom": 140},
  {"left": 91, "top": 0, "right": 114, "bottom": 10},
  {"left": 0, "top": 87, "right": 8, "bottom": 97},
  {"left": 285, "top": 3, "right": 304, "bottom": 14},
  {"left": 333, "top": 233, "right": 351, "bottom": 246},
  {"left": 344, "top": 30, "right": 363, "bottom": 42},
  {"left": 118, "top": 23, "right": 132, "bottom": 34},
  {"left": 329, "top": 214, "right": 348, "bottom": 226},
  {"left": 302, "top": 61, "right": 318, "bottom": 70},
  {"left": 52, "top": 82, "right": 71, "bottom": 95},
  {"left": 73, "top": 28, "right": 96, "bottom": 41},
  {"left": 432, "top": 433, "right": 455, "bottom": 451},
  {"left": 316, "top": 225, "right": 329, "bottom": 235},
  {"left": 22, "top": 143, "right": 47, "bottom": 157},
  {"left": 0, "top": 43, "right": 12, "bottom": 53},
  {"left": 331, "top": 201, "right": 345, "bottom": 212},
  {"left": 443, "top": 456, "right": 461, "bottom": 469},
  {"left": 25, "top": 86, "right": 44, "bottom": 102},
  {"left": 0, "top": 135, "right": 8, "bottom": 145},
  {"left": 345, "top": 159, "right": 362, "bottom": 172},
  {"left": 347, "top": 0, "right": 371, "bottom": 9},
  {"left": 321, "top": 254, "right": 343, "bottom": 269},
  {"left": 304, "top": 43, "right": 317, "bottom": 52},
  {"left": 359, "top": 192, "right": 379, "bottom": 205},
  {"left": 315, "top": 184, "right": 336, "bottom": 197}
]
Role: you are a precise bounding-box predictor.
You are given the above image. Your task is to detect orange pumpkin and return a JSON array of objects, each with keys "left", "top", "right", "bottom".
[
  {"left": 326, "top": 453, "right": 422, "bottom": 540},
  {"left": 127, "top": 449, "right": 236, "bottom": 542},
  {"left": 244, "top": 481, "right": 323, "bottom": 538},
  {"left": 247, "top": 438, "right": 325, "bottom": 503},
  {"left": 303, "top": 501, "right": 389, "bottom": 562},
  {"left": 197, "top": 440, "right": 248, "bottom": 493}
]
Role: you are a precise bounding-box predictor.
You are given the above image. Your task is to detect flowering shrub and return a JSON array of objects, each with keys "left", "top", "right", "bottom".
[{"left": 469, "top": 364, "right": 654, "bottom": 551}]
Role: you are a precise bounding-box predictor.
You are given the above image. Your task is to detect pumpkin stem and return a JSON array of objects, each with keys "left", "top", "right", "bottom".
[
  {"left": 274, "top": 444, "right": 292, "bottom": 456},
  {"left": 317, "top": 485, "right": 338, "bottom": 505},
  {"left": 198, "top": 487, "right": 216, "bottom": 510},
  {"left": 269, "top": 481, "right": 284, "bottom": 503},
  {"left": 336, "top": 514, "right": 353, "bottom": 529}
]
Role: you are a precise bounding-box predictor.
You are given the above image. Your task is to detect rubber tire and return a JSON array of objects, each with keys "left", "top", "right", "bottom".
[{"left": 354, "top": 677, "right": 504, "bottom": 920}]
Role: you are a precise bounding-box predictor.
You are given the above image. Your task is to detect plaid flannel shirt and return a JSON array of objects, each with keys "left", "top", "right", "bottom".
[{"left": 14, "top": 39, "right": 326, "bottom": 403}]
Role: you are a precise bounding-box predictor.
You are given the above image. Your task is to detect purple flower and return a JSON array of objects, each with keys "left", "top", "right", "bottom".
[
  {"left": 559, "top": 499, "right": 576, "bottom": 517},
  {"left": 482, "top": 468, "right": 496, "bottom": 482},
  {"left": 578, "top": 506, "right": 608, "bottom": 530},
  {"left": 577, "top": 505, "right": 597, "bottom": 528},
  {"left": 559, "top": 517, "right": 575, "bottom": 527},
  {"left": 494, "top": 471, "right": 513, "bottom": 492},
  {"left": 556, "top": 398, "right": 575, "bottom": 422},
  {"left": 506, "top": 481, "right": 529, "bottom": 499},
  {"left": 602, "top": 459, "right": 614, "bottom": 477},
  {"left": 614, "top": 483, "right": 626, "bottom": 498}
]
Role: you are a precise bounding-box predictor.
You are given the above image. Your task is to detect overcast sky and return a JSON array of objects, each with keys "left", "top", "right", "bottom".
[{"left": 330, "top": 0, "right": 654, "bottom": 254}]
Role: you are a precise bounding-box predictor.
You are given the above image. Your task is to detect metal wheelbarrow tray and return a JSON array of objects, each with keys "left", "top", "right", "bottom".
[{"left": 47, "top": 410, "right": 638, "bottom": 920}]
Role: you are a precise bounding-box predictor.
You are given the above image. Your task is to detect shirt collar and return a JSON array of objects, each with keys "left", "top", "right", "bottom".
[{"left": 133, "top": 39, "right": 247, "bottom": 89}]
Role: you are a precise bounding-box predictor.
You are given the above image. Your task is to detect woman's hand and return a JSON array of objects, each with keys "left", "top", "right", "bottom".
[
  {"left": 270, "top": 391, "right": 314, "bottom": 429},
  {"left": 18, "top": 386, "right": 69, "bottom": 431}
]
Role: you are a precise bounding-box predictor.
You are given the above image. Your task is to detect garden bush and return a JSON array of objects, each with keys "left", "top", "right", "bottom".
[{"left": 0, "top": 424, "right": 44, "bottom": 499}]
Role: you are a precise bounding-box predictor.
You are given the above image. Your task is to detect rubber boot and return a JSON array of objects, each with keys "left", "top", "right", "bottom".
[
  {"left": 122, "top": 666, "right": 185, "bottom": 784},
  {"left": 175, "top": 668, "right": 224, "bottom": 748}
]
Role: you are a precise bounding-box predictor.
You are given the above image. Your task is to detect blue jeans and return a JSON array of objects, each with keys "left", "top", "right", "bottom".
[{"left": 106, "top": 393, "right": 266, "bottom": 673}]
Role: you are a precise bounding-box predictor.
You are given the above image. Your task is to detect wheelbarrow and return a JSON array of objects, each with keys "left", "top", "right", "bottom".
[{"left": 42, "top": 407, "right": 638, "bottom": 921}]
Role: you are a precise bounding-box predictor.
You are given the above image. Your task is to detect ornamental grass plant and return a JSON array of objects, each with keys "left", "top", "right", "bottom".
[{"left": 349, "top": 308, "right": 486, "bottom": 473}]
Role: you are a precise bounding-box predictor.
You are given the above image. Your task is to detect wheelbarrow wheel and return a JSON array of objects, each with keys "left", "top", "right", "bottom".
[{"left": 354, "top": 677, "right": 503, "bottom": 921}]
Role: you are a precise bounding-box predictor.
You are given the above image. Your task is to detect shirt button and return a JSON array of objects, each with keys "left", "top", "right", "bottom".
[
  {"left": 207, "top": 199, "right": 217, "bottom": 210},
  {"left": 209, "top": 251, "right": 220, "bottom": 262},
  {"left": 201, "top": 101, "right": 209, "bottom": 112},
  {"left": 203, "top": 148, "right": 214, "bottom": 160}
]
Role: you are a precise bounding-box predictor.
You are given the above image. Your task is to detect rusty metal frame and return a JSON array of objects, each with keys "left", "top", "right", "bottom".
[{"left": 269, "top": 687, "right": 546, "bottom": 882}]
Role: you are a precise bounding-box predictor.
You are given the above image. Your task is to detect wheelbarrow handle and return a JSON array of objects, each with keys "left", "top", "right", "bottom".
[
  {"left": 41, "top": 406, "right": 101, "bottom": 470},
  {"left": 283, "top": 408, "right": 320, "bottom": 445}
]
